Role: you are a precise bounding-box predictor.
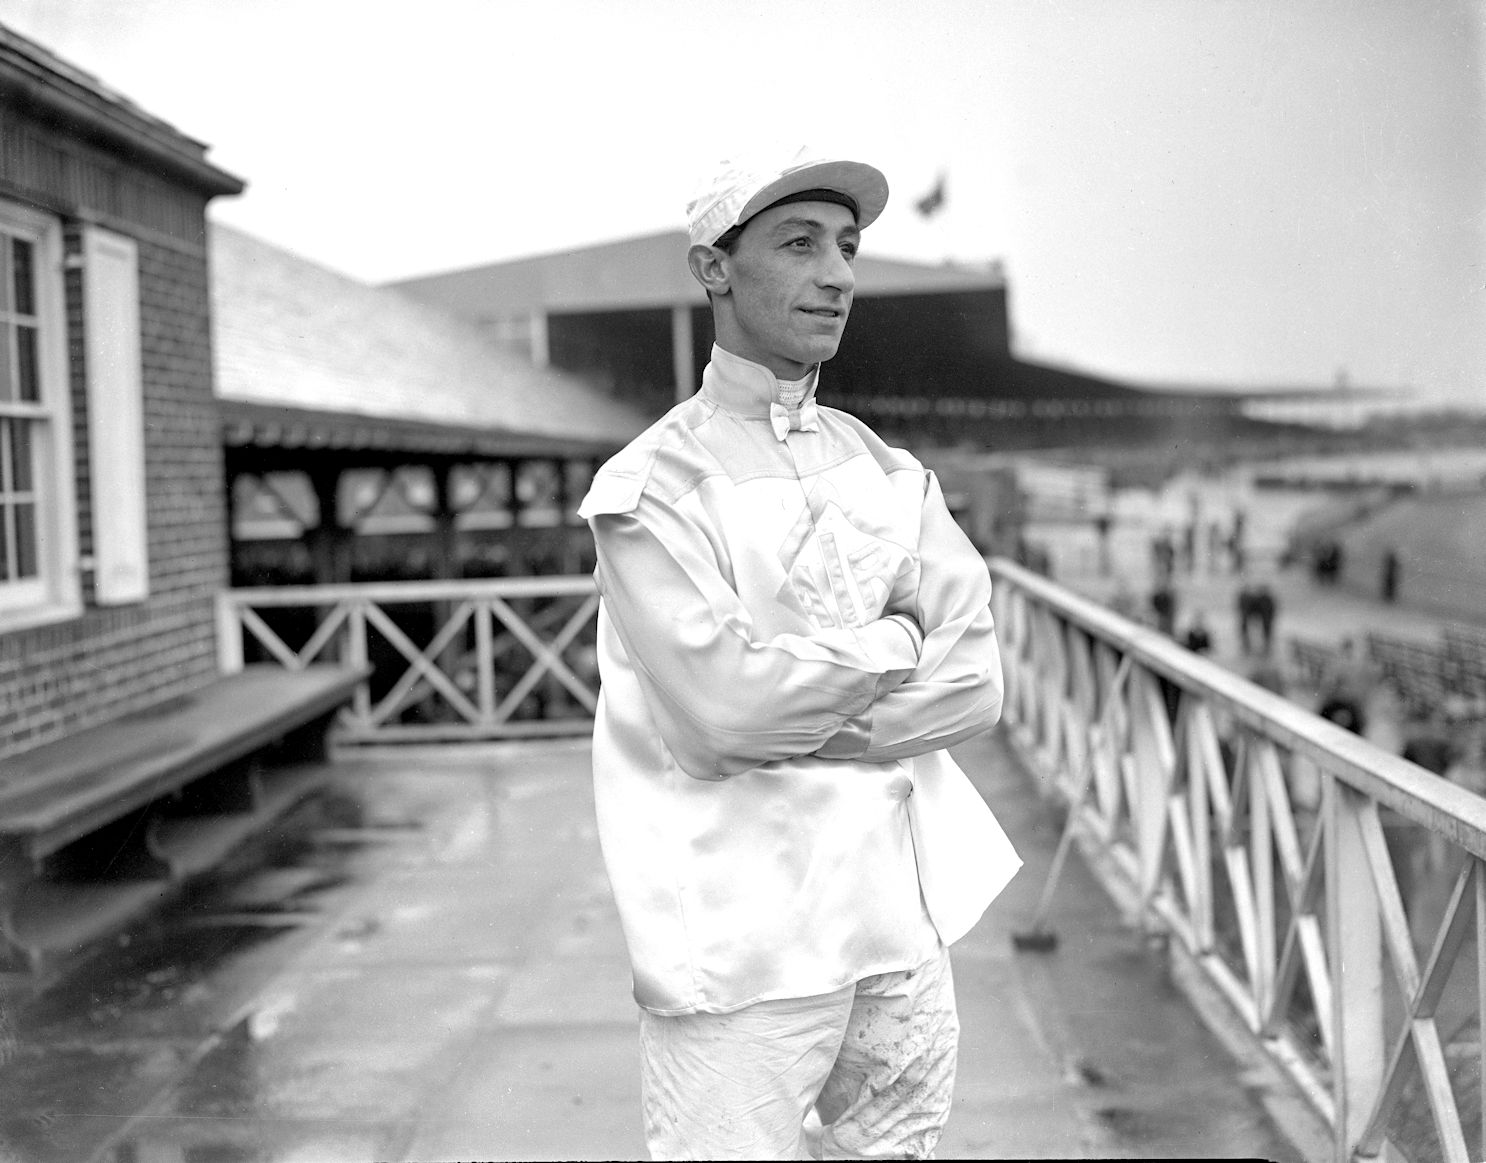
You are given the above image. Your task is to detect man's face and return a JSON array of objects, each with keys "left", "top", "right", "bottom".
[{"left": 715, "top": 200, "right": 860, "bottom": 378}]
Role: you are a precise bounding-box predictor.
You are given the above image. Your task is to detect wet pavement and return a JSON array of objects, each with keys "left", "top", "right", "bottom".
[{"left": 0, "top": 726, "right": 1321, "bottom": 1162}]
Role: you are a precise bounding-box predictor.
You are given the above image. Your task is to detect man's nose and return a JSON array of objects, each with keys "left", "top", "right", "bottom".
[{"left": 818, "top": 247, "right": 856, "bottom": 293}]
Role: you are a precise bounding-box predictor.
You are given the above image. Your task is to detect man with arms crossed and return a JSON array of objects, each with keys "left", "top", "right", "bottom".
[{"left": 578, "top": 148, "right": 1021, "bottom": 1160}]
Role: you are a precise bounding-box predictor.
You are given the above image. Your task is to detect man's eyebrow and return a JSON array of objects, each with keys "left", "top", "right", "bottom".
[{"left": 769, "top": 216, "right": 862, "bottom": 240}]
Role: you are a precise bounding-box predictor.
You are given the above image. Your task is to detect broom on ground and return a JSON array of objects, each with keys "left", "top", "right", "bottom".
[{"left": 1012, "top": 654, "right": 1133, "bottom": 953}]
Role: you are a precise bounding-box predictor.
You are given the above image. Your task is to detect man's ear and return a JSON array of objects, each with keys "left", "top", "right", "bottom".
[{"left": 687, "top": 244, "right": 731, "bottom": 297}]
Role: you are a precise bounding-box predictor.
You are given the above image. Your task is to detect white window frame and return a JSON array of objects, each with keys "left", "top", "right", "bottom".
[{"left": 0, "top": 201, "right": 80, "bottom": 629}]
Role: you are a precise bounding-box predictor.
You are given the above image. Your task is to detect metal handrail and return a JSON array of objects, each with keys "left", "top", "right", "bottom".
[{"left": 989, "top": 555, "right": 1486, "bottom": 1162}]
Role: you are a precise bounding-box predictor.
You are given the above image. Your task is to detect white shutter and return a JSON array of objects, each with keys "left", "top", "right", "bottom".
[{"left": 82, "top": 225, "right": 149, "bottom": 604}]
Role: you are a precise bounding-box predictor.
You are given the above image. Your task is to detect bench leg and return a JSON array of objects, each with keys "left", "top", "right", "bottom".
[
  {"left": 276, "top": 712, "right": 335, "bottom": 764},
  {"left": 0, "top": 880, "right": 44, "bottom": 976},
  {"left": 0, "top": 701, "right": 347, "bottom": 979},
  {"left": 43, "top": 810, "right": 173, "bottom": 881},
  {"left": 0, "top": 863, "right": 172, "bottom": 979}
]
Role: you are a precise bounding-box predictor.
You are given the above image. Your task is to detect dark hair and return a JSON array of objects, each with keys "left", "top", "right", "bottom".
[
  {"left": 712, "top": 223, "right": 744, "bottom": 254},
  {"left": 710, "top": 188, "right": 858, "bottom": 254}
]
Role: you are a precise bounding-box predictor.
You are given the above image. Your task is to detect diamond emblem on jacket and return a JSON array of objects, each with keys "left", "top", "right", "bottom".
[{"left": 777, "top": 498, "right": 915, "bottom": 630}]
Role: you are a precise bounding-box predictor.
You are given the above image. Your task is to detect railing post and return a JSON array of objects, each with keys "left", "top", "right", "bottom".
[
  {"left": 347, "top": 599, "right": 372, "bottom": 728},
  {"left": 475, "top": 598, "right": 496, "bottom": 725},
  {"left": 1327, "top": 777, "right": 1386, "bottom": 1162},
  {"left": 1186, "top": 705, "right": 1214, "bottom": 951},
  {"left": 1478, "top": 862, "right": 1486, "bottom": 1163},
  {"left": 1251, "top": 738, "right": 1276, "bottom": 1019},
  {"left": 1129, "top": 668, "right": 1175, "bottom": 910},
  {"left": 215, "top": 591, "right": 243, "bottom": 675}
]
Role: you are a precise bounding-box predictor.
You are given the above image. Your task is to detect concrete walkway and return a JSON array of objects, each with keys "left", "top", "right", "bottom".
[{"left": 1, "top": 729, "right": 1320, "bottom": 1161}]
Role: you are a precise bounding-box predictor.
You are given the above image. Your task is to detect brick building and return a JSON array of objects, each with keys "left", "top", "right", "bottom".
[
  {"left": 0, "top": 26, "right": 647, "bottom": 762},
  {"left": 0, "top": 25, "right": 244, "bottom": 760},
  {"left": 0, "top": 27, "right": 647, "bottom": 973}
]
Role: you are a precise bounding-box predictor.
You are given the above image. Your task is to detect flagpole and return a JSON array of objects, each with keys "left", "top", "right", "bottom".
[{"left": 938, "top": 174, "right": 950, "bottom": 265}]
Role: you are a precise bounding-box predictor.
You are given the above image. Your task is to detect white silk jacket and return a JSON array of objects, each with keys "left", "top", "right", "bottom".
[{"left": 578, "top": 344, "right": 1021, "bottom": 1015}]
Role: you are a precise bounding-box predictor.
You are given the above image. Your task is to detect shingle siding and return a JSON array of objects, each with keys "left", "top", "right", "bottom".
[{"left": 0, "top": 102, "right": 229, "bottom": 760}]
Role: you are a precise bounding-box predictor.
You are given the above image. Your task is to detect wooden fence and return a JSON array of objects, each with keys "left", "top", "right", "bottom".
[
  {"left": 222, "top": 563, "right": 1486, "bottom": 1159},
  {"left": 217, "top": 577, "right": 600, "bottom": 743},
  {"left": 990, "top": 556, "right": 1486, "bottom": 1163}
]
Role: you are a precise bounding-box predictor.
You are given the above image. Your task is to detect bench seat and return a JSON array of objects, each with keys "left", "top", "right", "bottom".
[
  {"left": 0, "top": 664, "right": 364, "bottom": 861},
  {"left": 0, "top": 663, "right": 366, "bottom": 976}
]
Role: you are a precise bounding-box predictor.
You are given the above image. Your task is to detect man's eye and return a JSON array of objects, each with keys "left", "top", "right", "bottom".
[
  {"left": 840, "top": 244, "right": 858, "bottom": 261},
  {"left": 787, "top": 237, "right": 813, "bottom": 250}
]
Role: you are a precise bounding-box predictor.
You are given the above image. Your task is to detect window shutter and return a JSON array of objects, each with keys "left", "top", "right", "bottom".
[{"left": 82, "top": 226, "right": 149, "bottom": 605}]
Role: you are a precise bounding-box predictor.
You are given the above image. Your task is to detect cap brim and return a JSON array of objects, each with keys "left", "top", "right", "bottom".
[{"left": 736, "top": 159, "right": 889, "bottom": 232}]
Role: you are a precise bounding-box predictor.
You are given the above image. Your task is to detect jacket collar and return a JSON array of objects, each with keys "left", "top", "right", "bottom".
[{"left": 700, "top": 344, "right": 820, "bottom": 419}]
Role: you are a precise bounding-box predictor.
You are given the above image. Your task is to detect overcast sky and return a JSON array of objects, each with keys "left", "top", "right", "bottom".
[{"left": 3, "top": 0, "right": 1483, "bottom": 406}]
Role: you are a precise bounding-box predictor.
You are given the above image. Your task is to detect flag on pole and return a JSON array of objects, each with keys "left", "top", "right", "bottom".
[{"left": 915, "top": 172, "right": 947, "bottom": 218}]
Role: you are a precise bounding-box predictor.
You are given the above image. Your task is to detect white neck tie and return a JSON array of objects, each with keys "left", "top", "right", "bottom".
[{"left": 770, "top": 400, "right": 820, "bottom": 442}]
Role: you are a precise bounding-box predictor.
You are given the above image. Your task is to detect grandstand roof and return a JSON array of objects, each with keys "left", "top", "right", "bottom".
[{"left": 388, "top": 229, "right": 1007, "bottom": 316}]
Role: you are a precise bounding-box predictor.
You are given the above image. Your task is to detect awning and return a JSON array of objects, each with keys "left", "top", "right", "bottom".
[{"left": 221, "top": 400, "right": 621, "bottom": 463}]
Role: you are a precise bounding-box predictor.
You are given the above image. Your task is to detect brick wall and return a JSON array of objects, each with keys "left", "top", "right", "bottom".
[{"left": 0, "top": 105, "right": 230, "bottom": 759}]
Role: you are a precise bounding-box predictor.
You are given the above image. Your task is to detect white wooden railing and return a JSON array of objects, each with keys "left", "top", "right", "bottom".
[
  {"left": 220, "top": 562, "right": 1486, "bottom": 1158},
  {"left": 990, "top": 556, "right": 1486, "bottom": 1163},
  {"left": 217, "top": 577, "right": 600, "bottom": 743}
]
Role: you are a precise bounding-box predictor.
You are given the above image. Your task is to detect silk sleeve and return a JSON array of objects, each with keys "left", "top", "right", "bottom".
[
  {"left": 814, "top": 471, "right": 1003, "bottom": 763},
  {"left": 590, "top": 491, "right": 923, "bottom": 781}
]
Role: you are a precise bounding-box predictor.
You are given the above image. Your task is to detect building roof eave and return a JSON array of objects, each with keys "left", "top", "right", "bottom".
[
  {"left": 0, "top": 26, "right": 245, "bottom": 197},
  {"left": 220, "top": 400, "right": 623, "bottom": 463}
]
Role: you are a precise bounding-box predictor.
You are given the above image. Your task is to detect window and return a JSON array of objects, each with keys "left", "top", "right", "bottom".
[{"left": 0, "top": 203, "right": 79, "bottom": 625}]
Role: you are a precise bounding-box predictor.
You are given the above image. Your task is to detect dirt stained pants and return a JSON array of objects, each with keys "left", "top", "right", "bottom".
[{"left": 638, "top": 946, "right": 958, "bottom": 1160}]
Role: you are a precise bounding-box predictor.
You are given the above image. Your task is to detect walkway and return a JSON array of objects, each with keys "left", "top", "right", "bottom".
[{"left": 0, "top": 729, "right": 1320, "bottom": 1161}]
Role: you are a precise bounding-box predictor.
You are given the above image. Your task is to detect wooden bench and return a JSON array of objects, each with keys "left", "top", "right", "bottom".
[{"left": 0, "top": 663, "right": 366, "bottom": 976}]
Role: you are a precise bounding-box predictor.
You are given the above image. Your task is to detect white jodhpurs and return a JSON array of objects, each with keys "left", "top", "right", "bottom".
[{"left": 638, "top": 946, "right": 958, "bottom": 1160}]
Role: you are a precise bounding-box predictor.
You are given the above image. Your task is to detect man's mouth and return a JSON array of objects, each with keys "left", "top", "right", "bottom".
[{"left": 799, "top": 307, "right": 842, "bottom": 318}]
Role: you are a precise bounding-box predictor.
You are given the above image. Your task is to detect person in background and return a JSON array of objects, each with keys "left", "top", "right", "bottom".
[
  {"left": 1381, "top": 547, "right": 1401, "bottom": 603},
  {"left": 1207, "top": 519, "right": 1226, "bottom": 573},
  {"left": 1235, "top": 579, "right": 1257, "bottom": 654},
  {"left": 1151, "top": 582, "right": 1178, "bottom": 637},
  {"left": 1182, "top": 611, "right": 1213, "bottom": 655},
  {"left": 1251, "top": 581, "right": 1277, "bottom": 655},
  {"left": 1318, "top": 637, "right": 1378, "bottom": 736},
  {"left": 1093, "top": 510, "right": 1113, "bottom": 576},
  {"left": 578, "top": 147, "right": 1020, "bottom": 1160},
  {"left": 1229, "top": 508, "right": 1248, "bottom": 574}
]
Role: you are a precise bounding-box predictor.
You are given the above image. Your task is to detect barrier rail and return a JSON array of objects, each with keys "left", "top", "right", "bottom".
[
  {"left": 221, "top": 563, "right": 1486, "bottom": 1157},
  {"left": 989, "top": 557, "right": 1486, "bottom": 1163},
  {"left": 217, "top": 577, "right": 600, "bottom": 743}
]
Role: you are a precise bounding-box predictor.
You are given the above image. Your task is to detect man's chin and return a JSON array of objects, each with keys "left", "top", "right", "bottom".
[{"left": 794, "top": 339, "right": 841, "bottom": 366}]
